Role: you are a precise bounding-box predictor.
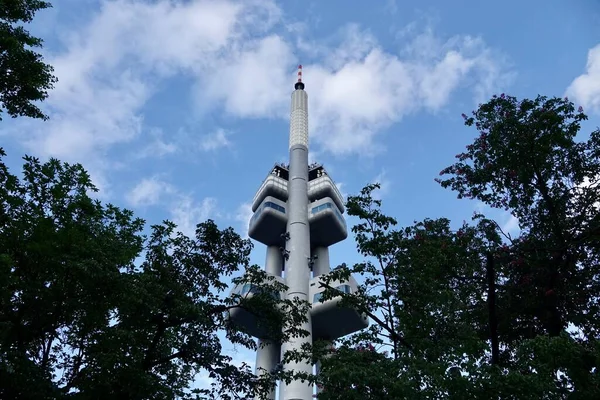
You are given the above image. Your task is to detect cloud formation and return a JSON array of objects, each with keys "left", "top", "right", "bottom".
[
  {"left": 304, "top": 27, "right": 512, "bottom": 155},
  {"left": 126, "top": 176, "right": 174, "bottom": 207},
  {"left": 137, "top": 128, "right": 178, "bottom": 159},
  {"left": 566, "top": 44, "right": 600, "bottom": 113},
  {"left": 371, "top": 170, "right": 391, "bottom": 200},
  {"left": 10, "top": 0, "right": 511, "bottom": 167},
  {"left": 233, "top": 202, "right": 254, "bottom": 239},
  {"left": 15, "top": 0, "right": 281, "bottom": 165},
  {"left": 171, "top": 196, "right": 219, "bottom": 238},
  {"left": 191, "top": 21, "right": 512, "bottom": 155},
  {"left": 199, "top": 35, "right": 294, "bottom": 118},
  {"left": 0, "top": 0, "right": 516, "bottom": 230},
  {"left": 126, "top": 176, "right": 218, "bottom": 237},
  {"left": 199, "top": 129, "right": 233, "bottom": 152}
]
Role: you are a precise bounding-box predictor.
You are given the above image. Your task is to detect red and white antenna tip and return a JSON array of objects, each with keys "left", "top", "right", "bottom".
[{"left": 294, "top": 64, "right": 305, "bottom": 89}]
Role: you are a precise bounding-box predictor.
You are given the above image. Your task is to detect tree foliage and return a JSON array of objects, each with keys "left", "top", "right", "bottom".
[
  {"left": 440, "top": 95, "right": 600, "bottom": 343},
  {"left": 0, "top": 0, "right": 57, "bottom": 120},
  {"left": 315, "top": 95, "right": 600, "bottom": 399},
  {"left": 0, "top": 148, "right": 295, "bottom": 399}
]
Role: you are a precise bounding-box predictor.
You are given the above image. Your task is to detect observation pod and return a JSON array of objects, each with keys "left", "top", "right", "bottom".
[
  {"left": 252, "top": 170, "right": 289, "bottom": 212},
  {"left": 248, "top": 196, "right": 287, "bottom": 245},
  {"left": 308, "top": 198, "right": 347, "bottom": 247},
  {"left": 307, "top": 166, "right": 345, "bottom": 213},
  {"left": 309, "top": 275, "right": 369, "bottom": 340},
  {"left": 227, "top": 276, "right": 286, "bottom": 339}
]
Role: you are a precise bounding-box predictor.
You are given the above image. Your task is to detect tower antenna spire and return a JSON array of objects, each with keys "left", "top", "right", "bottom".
[{"left": 294, "top": 64, "right": 305, "bottom": 90}]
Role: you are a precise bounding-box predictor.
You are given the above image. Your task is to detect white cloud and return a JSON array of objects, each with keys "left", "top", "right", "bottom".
[
  {"left": 34, "top": 0, "right": 245, "bottom": 161},
  {"left": 145, "top": 139, "right": 178, "bottom": 158},
  {"left": 126, "top": 176, "right": 174, "bottom": 207},
  {"left": 502, "top": 214, "right": 520, "bottom": 236},
  {"left": 51, "top": 0, "right": 245, "bottom": 84},
  {"left": 473, "top": 202, "right": 520, "bottom": 238},
  {"left": 137, "top": 126, "right": 232, "bottom": 159},
  {"left": 418, "top": 50, "right": 475, "bottom": 109},
  {"left": 198, "top": 34, "right": 294, "bottom": 118},
  {"left": 299, "top": 26, "right": 512, "bottom": 156},
  {"left": 200, "top": 129, "right": 232, "bottom": 152},
  {"left": 372, "top": 170, "right": 391, "bottom": 200},
  {"left": 23, "top": 70, "right": 148, "bottom": 161},
  {"left": 324, "top": 24, "right": 378, "bottom": 71},
  {"left": 308, "top": 149, "right": 320, "bottom": 165},
  {"left": 233, "top": 202, "right": 254, "bottom": 239},
  {"left": 12, "top": 0, "right": 283, "bottom": 177},
  {"left": 7, "top": 1, "right": 511, "bottom": 191},
  {"left": 229, "top": 351, "right": 255, "bottom": 371},
  {"left": 171, "top": 196, "right": 219, "bottom": 238},
  {"left": 474, "top": 201, "right": 487, "bottom": 214},
  {"left": 125, "top": 175, "right": 219, "bottom": 238},
  {"left": 189, "top": 371, "right": 213, "bottom": 397},
  {"left": 335, "top": 182, "right": 348, "bottom": 202},
  {"left": 165, "top": 20, "right": 510, "bottom": 158},
  {"left": 566, "top": 44, "right": 600, "bottom": 113},
  {"left": 137, "top": 128, "right": 178, "bottom": 159}
]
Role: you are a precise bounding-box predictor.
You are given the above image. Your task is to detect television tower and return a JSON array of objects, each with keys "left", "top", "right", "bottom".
[{"left": 228, "top": 66, "right": 368, "bottom": 400}]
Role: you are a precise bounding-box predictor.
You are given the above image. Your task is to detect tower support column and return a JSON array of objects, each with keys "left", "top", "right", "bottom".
[
  {"left": 280, "top": 84, "right": 313, "bottom": 400},
  {"left": 312, "top": 247, "right": 330, "bottom": 278},
  {"left": 266, "top": 245, "right": 283, "bottom": 276},
  {"left": 280, "top": 144, "right": 313, "bottom": 400},
  {"left": 255, "top": 339, "right": 281, "bottom": 400},
  {"left": 314, "top": 341, "right": 334, "bottom": 398}
]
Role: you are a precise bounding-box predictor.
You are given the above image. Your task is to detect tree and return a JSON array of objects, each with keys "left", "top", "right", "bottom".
[
  {"left": 314, "top": 95, "right": 600, "bottom": 399},
  {"left": 315, "top": 188, "right": 502, "bottom": 399},
  {"left": 440, "top": 95, "right": 600, "bottom": 343},
  {"left": 0, "top": 148, "right": 297, "bottom": 399},
  {"left": 316, "top": 342, "right": 402, "bottom": 399},
  {"left": 439, "top": 94, "right": 600, "bottom": 398},
  {"left": 0, "top": 0, "right": 57, "bottom": 120}
]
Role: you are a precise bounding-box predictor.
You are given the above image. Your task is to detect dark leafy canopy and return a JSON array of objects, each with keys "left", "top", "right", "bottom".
[
  {"left": 0, "top": 0, "right": 57, "bottom": 120},
  {"left": 440, "top": 95, "right": 600, "bottom": 342},
  {"left": 315, "top": 95, "right": 600, "bottom": 399},
  {"left": 315, "top": 189, "right": 505, "bottom": 399},
  {"left": 0, "top": 148, "right": 294, "bottom": 399}
]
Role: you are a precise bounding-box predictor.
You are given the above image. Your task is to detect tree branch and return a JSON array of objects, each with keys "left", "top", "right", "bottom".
[
  {"left": 319, "top": 281, "right": 412, "bottom": 352},
  {"left": 145, "top": 350, "right": 188, "bottom": 370},
  {"left": 365, "top": 212, "right": 402, "bottom": 358}
]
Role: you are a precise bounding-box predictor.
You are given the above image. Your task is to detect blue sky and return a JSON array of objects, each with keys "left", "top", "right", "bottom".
[{"left": 2, "top": 0, "right": 600, "bottom": 389}]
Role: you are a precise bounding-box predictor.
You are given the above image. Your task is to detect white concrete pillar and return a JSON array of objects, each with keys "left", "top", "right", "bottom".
[
  {"left": 312, "top": 247, "right": 330, "bottom": 278},
  {"left": 255, "top": 339, "right": 280, "bottom": 400},
  {"left": 266, "top": 245, "right": 283, "bottom": 276},
  {"left": 314, "top": 341, "right": 333, "bottom": 398},
  {"left": 280, "top": 87, "right": 313, "bottom": 400}
]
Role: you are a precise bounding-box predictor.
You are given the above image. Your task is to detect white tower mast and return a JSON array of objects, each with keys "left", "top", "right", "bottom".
[
  {"left": 279, "top": 65, "right": 313, "bottom": 400},
  {"left": 228, "top": 65, "right": 368, "bottom": 400}
]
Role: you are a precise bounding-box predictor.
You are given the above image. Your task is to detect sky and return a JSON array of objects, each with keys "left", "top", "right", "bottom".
[{"left": 2, "top": 0, "right": 600, "bottom": 393}]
